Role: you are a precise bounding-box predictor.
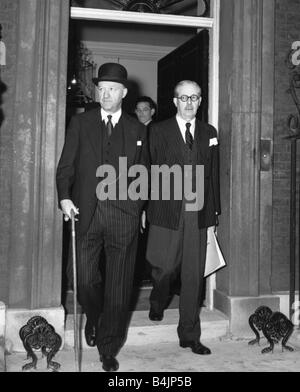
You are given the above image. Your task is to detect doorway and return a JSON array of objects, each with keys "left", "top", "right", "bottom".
[{"left": 62, "top": 1, "right": 220, "bottom": 313}]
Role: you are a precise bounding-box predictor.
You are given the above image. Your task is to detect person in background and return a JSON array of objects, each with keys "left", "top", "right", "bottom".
[
  {"left": 146, "top": 80, "right": 221, "bottom": 355},
  {"left": 134, "top": 96, "right": 157, "bottom": 285},
  {"left": 135, "top": 95, "right": 156, "bottom": 127}
]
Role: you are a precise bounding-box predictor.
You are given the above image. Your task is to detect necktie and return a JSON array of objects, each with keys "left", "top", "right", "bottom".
[
  {"left": 185, "top": 122, "right": 193, "bottom": 150},
  {"left": 106, "top": 115, "right": 113, "bottom": 137}
]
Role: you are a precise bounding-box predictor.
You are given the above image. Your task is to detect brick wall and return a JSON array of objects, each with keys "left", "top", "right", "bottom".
[
  {"left": 272, "top": 0, "right": 300, "bottom": 291},
  {"left": 0, "top": 0, "right": 18, "bottom": 302}
]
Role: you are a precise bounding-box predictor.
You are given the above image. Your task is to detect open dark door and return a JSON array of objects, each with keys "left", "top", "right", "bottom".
[{"left": 157, "top": 29, "right": 209, "bottom": 121}]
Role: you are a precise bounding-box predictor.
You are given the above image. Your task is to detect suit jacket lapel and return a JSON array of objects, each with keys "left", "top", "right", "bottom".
[
  {"left": 166, "top": 117, "right": 185, "bottom": 166},
  {"left": 84, "top": 111, "right": 141, "bottom": 166},
  {"left": 121, "top": 113, "right": 138, "bottom": 167},
  {"left": 85, "top": 109, "right": 102, "bottom": 164},
  {"left": 194, "top": 120, "right": 207, "bottom": 162}
]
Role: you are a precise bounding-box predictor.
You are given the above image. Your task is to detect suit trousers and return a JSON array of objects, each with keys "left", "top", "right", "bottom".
[
  {"left": 77, "top": 200, "right": 139, "bottom": 356},
  {"left": 147, "top": 208, "right": 207, "bottom": 342}
]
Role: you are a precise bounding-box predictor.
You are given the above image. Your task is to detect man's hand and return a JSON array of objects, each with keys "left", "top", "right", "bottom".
[
  {"left": 140, "top": 210, "right": 146, "bottom": 233},
  {"left": 60, "top": 199, "right": 79, "bottom": 221}
]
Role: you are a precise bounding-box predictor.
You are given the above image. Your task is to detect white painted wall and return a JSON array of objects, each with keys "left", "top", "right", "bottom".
[
  {"left": 122, "top": 59, "right": 157, "bottom": 102},
  {"left": 83, "top": 41, "right": 175, "bottom": 106}
]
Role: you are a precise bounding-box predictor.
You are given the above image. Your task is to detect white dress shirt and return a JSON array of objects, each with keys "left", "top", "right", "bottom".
[
  {"left": 101, "top": 108, "right": 122, "bottom": 127},
  {"left": 176, "top": 115, "right": 196, "bottom": 142}
]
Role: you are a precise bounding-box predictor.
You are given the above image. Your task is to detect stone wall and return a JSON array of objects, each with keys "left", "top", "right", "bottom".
[
  {"left": 272, "top": 0, "right": 300, "bottom": 290},
  {"left": 0, "top": 302, "right": 5, "bottom": 371},
  {"left": 0, "top": 0, "right": 18, "bottom": 303}
]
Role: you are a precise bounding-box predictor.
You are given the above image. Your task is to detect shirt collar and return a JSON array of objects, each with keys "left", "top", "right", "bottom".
[
  {"left": 101, "top": 108, "right": 122, "bottom": 126},
  {"left": 176, "top": 114, "right": 196, "bottom": 139}
]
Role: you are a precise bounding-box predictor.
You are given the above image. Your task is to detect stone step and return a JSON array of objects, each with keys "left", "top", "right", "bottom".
[
  {"left": 63, "top": 285, "right": 179, "bottom": 314},
  {"left": 64, "top": 308, "right": 229, "bottom": 349}
]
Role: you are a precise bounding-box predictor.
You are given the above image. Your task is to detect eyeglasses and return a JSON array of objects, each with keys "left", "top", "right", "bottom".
[{"left": 176, "top": 95, "right": 200, "bottom": 102}]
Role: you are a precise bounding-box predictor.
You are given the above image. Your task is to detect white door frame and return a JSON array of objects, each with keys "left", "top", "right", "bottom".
[{"left": 70, "top": 0, "right": 220, "bottom": 310}]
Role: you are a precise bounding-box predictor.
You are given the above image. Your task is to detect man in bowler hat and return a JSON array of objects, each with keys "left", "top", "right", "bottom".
[{"left": 56, "top": 63, "right": 149, "bottom": 371}]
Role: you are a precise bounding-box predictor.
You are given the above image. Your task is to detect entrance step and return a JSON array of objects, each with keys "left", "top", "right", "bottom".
[
  {"left": 63, "top": 285, "right": 179, "bottom": 314},
  {"left": 64, "top": 308, "right": 229, "bottom": 349}
]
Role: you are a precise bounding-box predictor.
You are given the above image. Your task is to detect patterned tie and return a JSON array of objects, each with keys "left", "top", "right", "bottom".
[
  {"left": 106, "top": 115, "right": 113, "bottom": 137},
  {"left": 185, "top": 122, "right": 193, "bottom": 150}
]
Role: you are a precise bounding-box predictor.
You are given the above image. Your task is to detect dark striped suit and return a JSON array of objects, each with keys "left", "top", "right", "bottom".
[
  {"left": 56, "top": 108, "right": 149, "bottom": 355},
  {"left": 146, "top": 116, "right": 220, "bottom": 342},
  {"left": 147, "top": 117, "right": 220, "bottom": 230}
]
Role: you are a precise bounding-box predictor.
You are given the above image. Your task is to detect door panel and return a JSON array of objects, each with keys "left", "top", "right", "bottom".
[{"left": 157, "top": 29, "right": 209, "bottom": 121}]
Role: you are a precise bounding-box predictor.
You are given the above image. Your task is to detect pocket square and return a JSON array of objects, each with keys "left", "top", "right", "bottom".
[
  {"left": 137, "top": 140, "right": 142, "bottom": 146},
  {"left": 209, "top": 137, "right": 218, "bottom": 146}
]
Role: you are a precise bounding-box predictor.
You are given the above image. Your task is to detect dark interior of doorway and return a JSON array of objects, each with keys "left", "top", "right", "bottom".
[{"left": 62, "top": 17, "right": 203, "bottom": 314}]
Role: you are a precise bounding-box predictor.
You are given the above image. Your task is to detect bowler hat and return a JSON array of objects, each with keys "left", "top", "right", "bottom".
[{"left": 92, "top": 62, "right": 129, "bottom": 88}]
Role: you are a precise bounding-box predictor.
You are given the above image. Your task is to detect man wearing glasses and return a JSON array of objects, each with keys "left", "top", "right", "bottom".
[{"left": 146, "top": 80, "right": 221, "bottom": 355}]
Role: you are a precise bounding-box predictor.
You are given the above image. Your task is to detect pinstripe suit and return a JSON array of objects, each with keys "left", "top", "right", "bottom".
[
  {"left": 147, "top": 117, "right": 220, "bottom": 230},
  {"left": 56, "top": 108, "right": 149, "bottom": 355},
  {"left": 146, "top": 116, "right": 220, "bottom": 342}
]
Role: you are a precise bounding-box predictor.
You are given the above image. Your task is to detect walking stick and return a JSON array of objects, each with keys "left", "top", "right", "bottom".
[{"left": 70, "top": 209, "right": 80, "bottom": 372}]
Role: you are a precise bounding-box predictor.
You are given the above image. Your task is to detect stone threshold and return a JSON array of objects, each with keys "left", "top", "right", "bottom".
[{"left": 64, "top": 308, "right": 229, "bottom": 349}]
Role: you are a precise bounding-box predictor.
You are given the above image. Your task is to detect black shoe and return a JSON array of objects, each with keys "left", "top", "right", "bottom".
[
  {"left": 149, "top": 308, "right": 164, "bottom": 321},
  {"left": 84, "top": 322, "right": 97, "bottom": 347},
  {"left": 179, "top": 340, "right": 211, "bottom": 355},
  {"left": 100, "top": 354, "right": 119, "bottom": 372}
]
